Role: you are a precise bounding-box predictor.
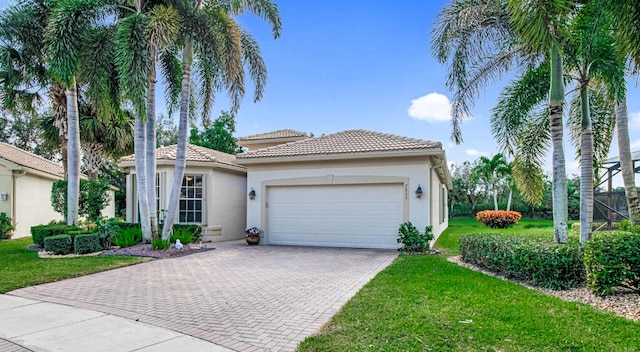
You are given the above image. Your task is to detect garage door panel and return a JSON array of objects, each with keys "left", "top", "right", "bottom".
[{"left": 267, "top": 184, "right": 403, "bottom": 249}]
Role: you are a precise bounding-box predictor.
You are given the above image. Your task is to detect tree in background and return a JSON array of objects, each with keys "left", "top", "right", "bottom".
[
  {"left": 449, "top": 160, "right": 483, "bottom": 216},
  {"left": 156, "top": 113, "right": 179, "bottom": 147},
  {"left": 473, "top": 154, "right": 509, "bottom": 211},
  {"left": 189, "top": 111, "right": 243, "bottom": 154}
]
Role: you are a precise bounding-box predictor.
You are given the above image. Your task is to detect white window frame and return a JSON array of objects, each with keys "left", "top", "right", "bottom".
[{"left": 179, "top": 174, "right": 205, "bottom": 224}]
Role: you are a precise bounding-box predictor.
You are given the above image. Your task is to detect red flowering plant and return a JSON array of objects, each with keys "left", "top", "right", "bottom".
[{"left": 476, "top": 210, "right": 522, "bottom": 228}]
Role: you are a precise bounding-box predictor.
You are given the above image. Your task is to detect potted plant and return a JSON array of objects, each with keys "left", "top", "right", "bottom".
[{"left": 245, "top": 227, "right": 261, "bottom": 245}]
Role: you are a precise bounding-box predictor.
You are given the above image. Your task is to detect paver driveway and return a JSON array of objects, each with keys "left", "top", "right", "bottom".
[{"left": 9, "top": 241, "right": 398, "bottom": 352}]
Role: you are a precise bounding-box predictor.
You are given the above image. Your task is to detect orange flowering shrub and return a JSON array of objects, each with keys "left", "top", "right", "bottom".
[{"left": 476, "top": 210, "right": 522, "bottom": 228}]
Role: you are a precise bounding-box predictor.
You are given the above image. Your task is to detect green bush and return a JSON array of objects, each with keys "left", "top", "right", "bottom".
[
  {"left": 74, "top": 234, "right": 102, "bottom": 254},
  {"left": 0, "top": 213, "right": 14, "bottom": 240},
  {"left": 397, "top": 222, "right": 434, "bottom": 252},
  {"left": 460, "top": 234, "right": 585, "bottom": 289},
  {"left": 31, "top": 224, "right": 81, "bottom": 247},
  {"left": 170, "top": 228, "right": 196, "bottom": 244},
  {"left": 51, "top": 179, "right": 111, "bottom": 221},
  {"left": 44, "top": 234, "right": 72, "bottom": 255},
  {"left": 172, "top": 224, "right": 202, "bottom": 241},
  {"left": 584, "top": 231, "right": 640, "bottom": 296},
  {"left": 116, "top": 222, "right": 141, "bottom": 230},
  {"left": 618, "top": 220, "right": 640, "bottom": 234},
  {"left": 112, "top": 227, "right": 142, "bottom": 248},
  {"left": 152, "top": 238, "right": 170, "bottom": 250}
]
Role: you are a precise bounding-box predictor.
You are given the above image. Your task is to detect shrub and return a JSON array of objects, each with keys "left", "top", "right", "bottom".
[
  {"left": 0, "top": 213, "right": 14, "bottom": 240},
  {"left": 152, "top": 238, "right": 170, "bottom": 250},
  {"left": 397, "top": 222, "right": 434, "bottom": 252},
  {"left": 31, "top": 224, "right": 81, "bottom": 247},
  {"left": 51, "top": 179, "right": 111, "bottom": 221},
  {"left": 74, "top": 234, "right": 102, "bottom": 254},
  {"left": 95, "top": 218, "right": 121, "bottom": 249},
  {"left": 44, "top": 234, "right": 72, "bottom": 255},
  {"left": 618, "top": 220, "right": 640, "bottom": 234},
  {"left": 172, "top": 224, "right": 202, "bottom": 241},
  {"left": 116, "top": 222, "right": 141, "bottom": 230},
  {"left": 170, "top": 228, "right": 196, "bottom": 244},
  {"left": 584, "top": 231, "right": 640, "bottom": 296},
  {"left": 476, "top": 210, "right": 522, "bottom": 228},
  {"left": 112, "top": 227, "right": 143, "bottom": 248},
  {"left": 460, "top": 234, "right": 585, "bottom": 289}
]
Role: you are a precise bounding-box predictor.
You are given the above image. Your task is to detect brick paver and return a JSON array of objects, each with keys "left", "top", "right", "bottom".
[{"left": 9, "top": 241, "right": 398, "bottom": 352}]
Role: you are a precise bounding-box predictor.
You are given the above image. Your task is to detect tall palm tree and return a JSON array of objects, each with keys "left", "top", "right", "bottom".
[
  {"left": 432, "top": 0, "right": 572, "bottom": 243},
  {"left": 473, "top": 153, "right": 509, "bottom": 211},
  {"left": 160, "top": 0, "right": 282, "bottom": 239}
]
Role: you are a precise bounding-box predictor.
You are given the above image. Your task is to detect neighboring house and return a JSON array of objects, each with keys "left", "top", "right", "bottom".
[
  {"left": 0, "top": 143, "right": 116, "bottom": 238},
  {"left": 118, "top": 144, "right": 247, "bottom": 242},
  {"left": 238, "top": 129, "right": 308, "bottom": 151},
  {"left": 235, "top": 130, "right": 452, "bottom": 249}
]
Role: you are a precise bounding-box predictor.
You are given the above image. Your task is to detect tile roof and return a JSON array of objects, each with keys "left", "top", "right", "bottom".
[
  {"left": 238, "top": 129, "right": 308, "bottom": 141},
  {"left": 120, "top": 144, "right": 244, "bottom": 168},
  {"left": 236, "top": 129, "right": 442, "bottom": 159},
  {"left": 0, "top": 142, "right": 65, "bottom": 177}
]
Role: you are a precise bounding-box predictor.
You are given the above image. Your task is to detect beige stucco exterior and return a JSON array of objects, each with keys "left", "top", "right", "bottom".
[
  {"left": 242, "top": 155, "right": 450, "bottom": 247},
  {"left": 0, "top": 161, "right": 116, "bottom": 239},
  {"left": 123, "top": 163, "right": 247, "bottom": 242}
]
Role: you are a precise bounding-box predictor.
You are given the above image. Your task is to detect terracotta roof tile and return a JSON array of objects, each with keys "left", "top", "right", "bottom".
[
  {"left": 120, "top": 144, "right": 244, "bottom": 168},
  {"left": 0, "top": 142, "right": 65, "bottom": 177},
  {"left": 238, "top": 129, "right": 308, "bottom": 141},
  {"left": 236, "top": 130, "right": 442, "bottom": 159}
]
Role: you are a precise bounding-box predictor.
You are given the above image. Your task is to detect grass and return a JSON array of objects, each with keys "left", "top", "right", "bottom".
[
  {"left": 297, "top": 218, "right": 639, "bottom": 351},
  {"left": 0, "top": 237, "right": 148, "bottom": 293}
]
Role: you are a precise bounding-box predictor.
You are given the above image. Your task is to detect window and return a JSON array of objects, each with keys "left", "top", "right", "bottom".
[{"left": 179, "top": 175, "right": 203, "bottom": 223}]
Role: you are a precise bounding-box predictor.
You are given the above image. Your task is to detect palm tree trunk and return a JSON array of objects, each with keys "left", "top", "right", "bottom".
[
  {"left": 549, "top": 45, "right": 569, "bottom": 243},
  {"left": 493, "top": 185, "right": 498, "bottom": 210},
  {"left": 66, "top": 78, "right": 80, "bottom": 226},
  {"left": 162, "top": 40, "right": 193, "bottom": 240},
  {"left": 146, "top": 59, "right": 158, "bottom": 239},
  {"left": 50, "top": 83, "right": 68, "bottom": 179},
  {"left": 615, "top": 99, "right": 640, "bottom": 225},
  {"left": 579, "top": 83, "right": 593, "bottom": 242},
  {"left": 507, "top": 188, "right": 513, "bottom": 211},
  {"left": 134, "top": 115, "right": 152, "bottom": 242},
  {"left": 81, "top": 141, "right": 104, "bottom": 181}
]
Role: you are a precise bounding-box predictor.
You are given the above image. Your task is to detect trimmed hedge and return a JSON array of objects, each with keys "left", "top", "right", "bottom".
[
  {"left": 584, "top": 231, "right": 640, "bottom": 296},
  {"left": 476, "top": 210, "right": 522, "bottom": 228},
  {"left": 44, "top": 234, "right": 72, "bottom": 255},
  {"left": 74, "top": 234, "right": 102, "bottom": 254},
  {"left": 31, "top": 224, "right": 81, "bottom": 247},
  {"left": 116, "top": 222, "right": 141, "bottom": 230},
  {"left": 618, "top": 220, "right": 640, "bottom": 234},
  {"left": 460, "top": 234, "right": 585, "bottom": 289}
]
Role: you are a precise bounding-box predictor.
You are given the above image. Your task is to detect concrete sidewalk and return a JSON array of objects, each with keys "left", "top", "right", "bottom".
[{"left": 0, "top": 294, "right": 232, "bottom": 352}]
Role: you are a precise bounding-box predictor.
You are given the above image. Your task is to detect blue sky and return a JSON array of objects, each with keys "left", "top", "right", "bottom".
[{"left": 2, "top": 0, "right": 640, "bottom": 179}]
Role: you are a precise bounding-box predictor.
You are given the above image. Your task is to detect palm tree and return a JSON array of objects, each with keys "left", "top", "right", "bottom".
[
  {"left": 160, "top": 0, "right": 282, "bottom": 240},
  {"left": 432, "top": 0, "right": 572, "bottom": 243},
  {"left": 473, "top": 153, "right": 509, "bottom": 211}
]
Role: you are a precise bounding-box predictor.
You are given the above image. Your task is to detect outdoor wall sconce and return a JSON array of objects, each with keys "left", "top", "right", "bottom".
[
  {"left": 0, "top": 192, "right": 7, "bottom": 201},
  {"left": 248, "top": 188, "right": 256, "bottom": 200},
  {"left": 415, "top": 185, "right": 423, "bottom": 199}
]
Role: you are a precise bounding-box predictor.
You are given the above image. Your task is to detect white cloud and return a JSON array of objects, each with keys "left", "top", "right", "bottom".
[
  {"left": 465, "top": 149, "right": 489, "bottom": 157},
  {"left": 408, "top": 92, "right": 451, "bottom": 122},
  {"left": 630, "top": 112, "right": 640, "bottom": 130}
]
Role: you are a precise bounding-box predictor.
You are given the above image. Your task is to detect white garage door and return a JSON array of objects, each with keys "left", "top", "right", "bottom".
[{"left": 267, "top": 184, "right": 404, "bottom": 249}]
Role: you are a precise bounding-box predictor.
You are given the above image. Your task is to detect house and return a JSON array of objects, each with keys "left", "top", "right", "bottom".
[
  {"left": 235, "top": 130, "right": 452, "bottom": 249},
  {"left": 238, "top": 129, "right": 308, "bottom": 151},
  {"left": 120, "top": 130, "right": 452, "bottom": 249},
  {"left": 0, "top": 143, "right": 116, "bottom": 238},
  {"left": 118, "top": 144, "right": 247, "bottom": 242}
]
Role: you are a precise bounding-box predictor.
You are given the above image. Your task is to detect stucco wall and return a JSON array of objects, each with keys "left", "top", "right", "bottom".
[
  {"left": 245, "top": 156, "right": 446, "bottom": 246},
  {"left": 430, "top": 167, "right": 449, "bottom": 242},
  {"left": 0, "top": 167, "right": 12, "bottom": 217},
  {"left": 127, "top": 165, "right": 247, "bottom": 242},
  {"left": 13, "top": 173, "right": 63, "bottom": 238}
]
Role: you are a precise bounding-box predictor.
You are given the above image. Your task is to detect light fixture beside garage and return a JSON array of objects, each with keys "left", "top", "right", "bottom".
[
  {"left": 415, "top": 185, "right": 423, "bottom": 199},
  {"left": 248, "top": 188, "right": 256, "bottom": 200}
]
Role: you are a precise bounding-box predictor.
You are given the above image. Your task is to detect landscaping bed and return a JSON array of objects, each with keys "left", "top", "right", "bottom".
[{"left": 101, "top": 242, "right": 215, "bottom": 259}]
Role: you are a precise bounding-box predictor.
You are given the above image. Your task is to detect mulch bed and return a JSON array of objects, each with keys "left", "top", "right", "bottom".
[{"left": 28, "top": 243, "right": 215, "bottom": 259}]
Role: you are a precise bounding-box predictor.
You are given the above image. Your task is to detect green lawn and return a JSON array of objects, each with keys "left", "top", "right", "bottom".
[
  {"left": 297, "top": 218, "right": 639, "bottom": 351},
  {"left": 0, "top": 237, "right": 147, "bottom": 293}
]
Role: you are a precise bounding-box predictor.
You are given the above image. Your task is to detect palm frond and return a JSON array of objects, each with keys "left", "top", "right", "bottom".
[
  {"left": 146, "top": 5, "right": 181, "bottom": 55},
  {"left": 226, "top": 0, "right": 282, "bottom": 39},
  {"left": 239, "top": 26, "right": 267, "bottom": 103},
  {"left": 159, "top": 48, "right": 182, "bottom": 116},
  {"left": 512, "top": 107, "right": 550, "bottom": 205}
]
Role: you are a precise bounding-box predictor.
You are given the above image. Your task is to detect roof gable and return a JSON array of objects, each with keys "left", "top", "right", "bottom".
[
  {"left": 0, "top": 142, "right": 65, "bottom": 178},
  {"left": 236, "top": 129, "right": 442, "bottom": 160}
]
